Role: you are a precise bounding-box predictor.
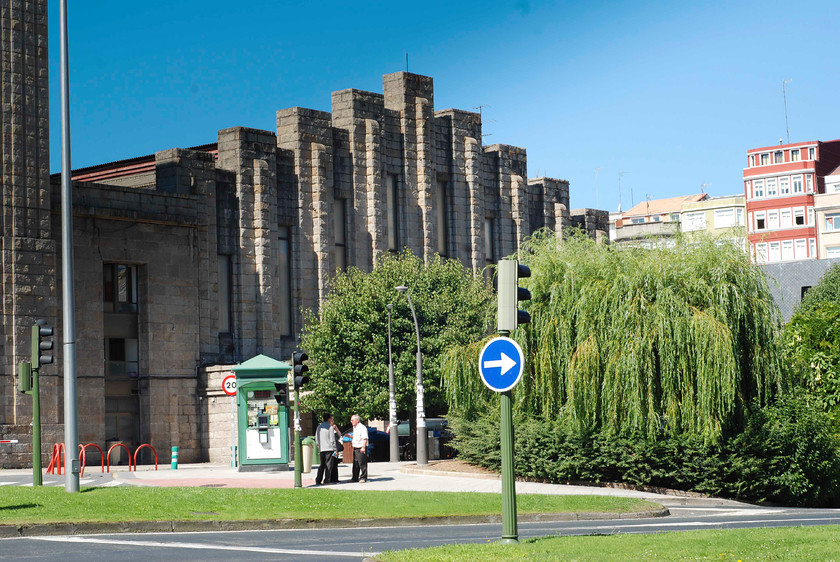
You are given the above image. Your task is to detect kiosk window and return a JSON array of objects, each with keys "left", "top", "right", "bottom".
[{"left": 246, "top": 390, "right": 280, "bottom": 428}]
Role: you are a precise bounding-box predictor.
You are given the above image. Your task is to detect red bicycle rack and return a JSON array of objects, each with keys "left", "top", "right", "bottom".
[
  {"left": 106, "top": 442, "right": 135, "bottom": 472},
  {"left": 46, "top": 443, "right": 65, "bottom": 475},
  {"left": 80, "top": 443, "right": 105, "bottom": 477},
  {"left": 133, "top": 444, "right": 158, "bottom": 471}
]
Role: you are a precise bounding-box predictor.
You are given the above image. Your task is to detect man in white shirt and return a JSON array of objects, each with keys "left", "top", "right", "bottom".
[{"left": 350, "top": 414, "right": 369, "bottom": 482}]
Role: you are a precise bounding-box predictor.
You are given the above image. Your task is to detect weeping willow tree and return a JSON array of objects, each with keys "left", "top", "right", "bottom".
[{"left": 442, "top": 230, "right": 785, "bottom": 443}]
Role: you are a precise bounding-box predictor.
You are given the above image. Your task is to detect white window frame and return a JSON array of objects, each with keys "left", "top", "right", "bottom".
[
  {"left": 793, "top": 175, "right": 803, "bottom": 193},
  {"left": 827, "top": 213, "right": 840, "bottom": 232},
  {"left": 791, "top": 149, "right": 800, "bottom": 162},
  {"left": 754, "top": 211, "right": 766, "bottom": 231},
  {"left": 774, "top": 150, "right": 784, "bottom": 164},
  {"left": 761, "top": 153, "right": 770, "bottom": 165},
  {"left": 779, "top": 176, "right": 790, "bottom": 195},
  {"left": 809, "top": 147, "right": 816, "bottom": 160},
  {"left": 808, "top": 207, "right": 814, "bottom": 226},
  {"left": 768, "top": 210, "right": 779, "bottom": 229},
  {"left": 766, "top": 178, "right": 777, "bottom": 196},
  {"left": 682, "top": 211, "right": 706, "bottom": 232},
  {"left": 755, "top": 242, "right": 768, "bottom": 264},
  {"left": 795, "top": 239, "right": 807, "bottom": 260},
  {"left": 714, "top": 208, "right": 736, "bottom": 229},
  {"left": 780, "top": 209, "right": 792, "bottom": 228},
  {"left": 736, "top": 208, "right": 744, "bottom": 226},
  {"left": 782, "top": 240, "right": 794, "bottom": 261},
  {"left": 769, "top": 241, "right": 781, "bottom": 262},
  {"left": 806, "top": 174, "right": 813, "bottom": 193},
  {"left": 754, "top": 179, "right": 765, "bottom": 198},
  {"left": 827, "top": 246, "right": 840, "bottom": 259},
  {"left": 793, "top": 207, "right": 805, "bottom": 226}
]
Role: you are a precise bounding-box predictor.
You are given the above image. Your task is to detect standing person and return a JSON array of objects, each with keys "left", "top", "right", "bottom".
[
  {"left": 350, "top": 414, "right": 369, "bottom": 483},
  {"left": 314, "top": 413, "right": 341, "bottom": 485}
]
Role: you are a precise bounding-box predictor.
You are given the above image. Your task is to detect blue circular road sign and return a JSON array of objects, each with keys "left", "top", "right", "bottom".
[{"left": 478, "top": 337, "right": 525, "bottom": 392}]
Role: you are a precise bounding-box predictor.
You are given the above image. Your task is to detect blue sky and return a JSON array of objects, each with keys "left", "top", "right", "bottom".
[{"left": 48, "top": 1, "right": 840, "bottom": 211}]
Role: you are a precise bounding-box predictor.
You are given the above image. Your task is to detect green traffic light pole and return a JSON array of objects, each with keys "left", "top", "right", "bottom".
[
  {"left": 497, "top": 330, "right": 517, "bottom": 544},
  {"left": 293, "top": 382, "right": 302, "bottom": 488}
]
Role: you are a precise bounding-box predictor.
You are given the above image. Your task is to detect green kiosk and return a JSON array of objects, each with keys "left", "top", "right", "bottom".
[{"left": 232, "top": 354, "right": 291, "bottom": 471}]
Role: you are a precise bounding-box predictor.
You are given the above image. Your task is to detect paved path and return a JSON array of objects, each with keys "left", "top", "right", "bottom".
[{"left": 0, "top": 460, "right": 747, "bottom": 509}]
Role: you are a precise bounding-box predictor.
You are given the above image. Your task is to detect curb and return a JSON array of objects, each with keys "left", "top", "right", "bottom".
[{"left": 0, "top": 507, "right": 669, "bottom": 538}]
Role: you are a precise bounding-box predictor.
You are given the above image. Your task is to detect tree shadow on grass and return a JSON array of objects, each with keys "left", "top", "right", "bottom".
[{"left": 0, "top": 504, "right": 41, "bottom": 511}]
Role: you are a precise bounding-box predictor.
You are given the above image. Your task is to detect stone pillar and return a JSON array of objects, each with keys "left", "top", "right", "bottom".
[
  {"left": 276, "top": 108, "right": 334, "bottom": 318},
  {"left": 383, "top": 72, "right": 436, "bottom": 259},
  {"left": 465, "top": 137, "right": 484, "bottom": 272},
  {"left": 216, "top": 128, "right": 280, "bottom": 358},
  {"left": 1, "top": 0, "right": 59, "bottom": 467}
]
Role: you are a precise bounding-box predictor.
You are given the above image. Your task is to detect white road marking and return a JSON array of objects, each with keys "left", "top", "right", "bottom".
[
  {"left": 28, "top": 536, "right": 378, "bottom": 558},
  {"left": 561, "top": 516, "right": 840, "bottom": 531}
]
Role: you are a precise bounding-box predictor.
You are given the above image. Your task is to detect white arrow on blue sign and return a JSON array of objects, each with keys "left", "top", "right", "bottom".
[{"left": 478, "top": 336, "right": 525, "bottom": 392}]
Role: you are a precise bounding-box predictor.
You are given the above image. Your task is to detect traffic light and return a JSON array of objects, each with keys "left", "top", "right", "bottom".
[
  {"left": 273, "top": 382, "right": 288, "bottom": 406},
  {"left": 17, "top": 361, "right": 32, "bottom": 393},
  {"left": 31, "top": 321, "right": 54, "bottom": 369},
  {"left": 292, "top": 351, "right": 309, "bottom": 390},
  {"left": 497, "top": 259, "right": 531, "bottom": 333}
]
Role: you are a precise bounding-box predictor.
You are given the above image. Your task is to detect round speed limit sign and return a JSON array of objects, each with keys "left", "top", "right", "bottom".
[{"left": 222, "top": 375, "right": 237, "bottom": 396}]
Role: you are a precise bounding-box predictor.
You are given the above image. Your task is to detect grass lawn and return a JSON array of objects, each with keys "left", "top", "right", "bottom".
[
  {"left": 375, "top": 525, "right": 840, "bottom": 561},
  {"left": 0, "top": 487, "right": 660, "bottom": 525}
]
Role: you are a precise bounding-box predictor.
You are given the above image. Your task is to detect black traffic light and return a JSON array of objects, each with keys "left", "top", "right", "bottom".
[
  {"left": 273, "top": 382, "right": 288, "bottom": 406},
  {"left": 292, "top": 351, "right": 309, "bottom": 390},
  {"left": 17, "top": 361, "right": 32, "bottom": 393},
  {"left": 31, "top": 321, "right": 54, "bottom": 369},
  {"left": 497, "top": 259, "right": 531, "bottom": 332}
]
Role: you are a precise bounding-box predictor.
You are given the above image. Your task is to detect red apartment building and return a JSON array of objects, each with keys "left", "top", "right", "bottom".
[{"left": 744, "top": 140, "right": 840, "bottom": 263}]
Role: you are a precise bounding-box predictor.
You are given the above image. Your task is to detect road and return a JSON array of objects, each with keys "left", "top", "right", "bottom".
[{"left": 2, "top": 505, "right": 839, "bottom": 561}]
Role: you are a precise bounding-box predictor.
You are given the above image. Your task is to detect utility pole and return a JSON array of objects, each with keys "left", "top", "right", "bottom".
[
  {"left": 59, "top": 0, "right": 80, "bottom": 493},
  {"left": 618, "top": 171, "right": 628, "bottom": 212},
  {"left": 782, "top": 79, "right": 792, "bottom": 145}
]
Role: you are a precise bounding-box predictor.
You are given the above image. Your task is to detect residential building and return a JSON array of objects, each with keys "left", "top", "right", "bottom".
[
  {"left": 1, "top": 1, "right": 575, "bottom": 467},
  {"left": 815, "top": 165, "right": 840, "bottom": 259},
  {"left": 743, "top": 140, "right": 840, "bottom": 264},
  {"left": 680, "top": 195, "right": 746, "bottom": 247},
  {"left": 613, "top": 194, "right": 707, "bottom": 246}
]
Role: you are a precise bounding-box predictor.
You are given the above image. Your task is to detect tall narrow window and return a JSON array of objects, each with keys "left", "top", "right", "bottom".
[
  {"left": 278, "top": 227, "right": 292, "bottom": 336},
  {"left": 806, "top": 174, "right": 813, "bottom": 192},
  {"left": 809, "top": 147, "right": 816, "bottom": 160},
  {"left": 333, "top": 199, "right": 347, "bottom": 272},
  {"left": 386, "top": 175, "right": 400, "bottom": 253},
  {"left": 780, "top": 177, "right": 790, "bottom": 194},
  {"left": 754, "top": 180, "right": 764, "bottom": 198},
  {"left": 793, "top": 176, "right": 803, "bottom": 193},
  {"left": 766, "top": 178, "right": 777, "bottom": 196},
  {"left": 791, "top": 149, "right": 800, "bottom": 161},
  {"left": 218, "top": 255, "right": 232, "bottom": 333},
  {"left": 760, "top": 153, "right": 769, "bottom": 165},
  {"left": 436, "top": 181, "right": 449, "bottom": 257},
  {"left": 774, "top": 150, "right": 783, "bottom": 163}
]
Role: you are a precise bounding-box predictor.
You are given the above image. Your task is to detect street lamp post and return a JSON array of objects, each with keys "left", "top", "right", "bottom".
[
  {"left": 387, "top": 303, "right": 399, "bottom": 463},
  {"left": 395, "top": 286, "right": 427, "bottom": 466}
]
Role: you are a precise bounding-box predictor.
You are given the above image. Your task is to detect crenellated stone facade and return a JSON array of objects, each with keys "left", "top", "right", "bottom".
[{"left": 1, "top": 6, "right": 576, "bottom": 467}]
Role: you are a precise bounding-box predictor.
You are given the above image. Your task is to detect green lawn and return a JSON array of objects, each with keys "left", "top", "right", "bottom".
[
  {"left": 0, "top": 487, "right": 660, "bottom": 525},
  {"left": 376, "top": 526, "right": 840, "bottom": 561}
]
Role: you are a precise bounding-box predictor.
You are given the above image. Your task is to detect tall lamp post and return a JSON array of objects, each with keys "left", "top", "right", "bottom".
[
  {"left": 386, "top": 304, "right": 399, "bottom": 462},
  {"left": 395, "top": 286, "right": 427, "bottom": 466}
]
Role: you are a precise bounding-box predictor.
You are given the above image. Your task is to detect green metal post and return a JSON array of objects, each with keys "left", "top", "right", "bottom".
[
  {"left": 500, "top": 389, "right": 518, "bottom": 542},
  {"left": 32, "top": 365, "right": 42, "bottom": 486},
  {"left": 293, "top": 386, "right": 302, "bottom": 488}
]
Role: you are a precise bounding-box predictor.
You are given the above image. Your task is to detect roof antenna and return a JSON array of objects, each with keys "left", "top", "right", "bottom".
[
  {"left": 701, "top": 182, "right": 711, "bottom": 193},
  {"left": 782, "top": 79, "right": 792, "bottom": 144}
]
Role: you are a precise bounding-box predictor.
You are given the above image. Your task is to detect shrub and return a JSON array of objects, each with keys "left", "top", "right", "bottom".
[{"left": 450, "top": 394, "right": 840, "bottom": 506}]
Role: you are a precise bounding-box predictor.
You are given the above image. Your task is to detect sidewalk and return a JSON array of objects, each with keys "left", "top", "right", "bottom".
[{"left": 108, "top": 460, "right": 746, "bottom": 508}]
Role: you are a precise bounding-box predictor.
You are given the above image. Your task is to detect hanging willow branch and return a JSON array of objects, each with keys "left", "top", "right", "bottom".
[{"left": 442, "top": 230, "right": 785, "bottom": 443}]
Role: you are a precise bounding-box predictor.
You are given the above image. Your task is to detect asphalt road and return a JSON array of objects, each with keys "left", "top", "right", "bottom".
[{"left": 2, "top": 505, "right": 839, "bottom": 561}]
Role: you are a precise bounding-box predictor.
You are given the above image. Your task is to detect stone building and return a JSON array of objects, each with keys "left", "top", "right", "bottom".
[{"left": 1, "top": 1, "right": 574, "bottom": 467}]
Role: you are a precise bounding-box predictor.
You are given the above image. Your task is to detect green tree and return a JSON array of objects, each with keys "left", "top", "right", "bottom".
[
  {"left": 785, "top": 264, "right": 840, "bottom": 412},
  {"left": 443, "top": 231, "right": 785, "bottom": 442},
  {"left": 300, "top": 251, "right": 494, "bottom": 426}
]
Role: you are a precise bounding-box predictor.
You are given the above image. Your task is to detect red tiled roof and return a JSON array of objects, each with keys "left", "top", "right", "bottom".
[{"left": 623, "top": 193, "right": 707, "bottom": 217}]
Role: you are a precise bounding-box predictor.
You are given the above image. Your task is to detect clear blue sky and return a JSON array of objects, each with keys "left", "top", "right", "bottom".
[{"left": 48, "top": 1, "right": 840, "bottom": 211}]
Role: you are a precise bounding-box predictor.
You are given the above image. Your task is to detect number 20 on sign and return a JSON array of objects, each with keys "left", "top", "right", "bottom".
[{"left": 222, "top": 375, "right": 237, "bottom": 396}]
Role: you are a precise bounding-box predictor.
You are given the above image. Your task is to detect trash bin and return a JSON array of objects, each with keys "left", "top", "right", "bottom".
[
  {"left": 301, "top": 437, "right": 316, "bottom": 473},
  {"left": 342, "top": 436, "right": 353, "bottom": 465},
  {"left": 301, "top": 437, "right": 315, "bottom": 473}
]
